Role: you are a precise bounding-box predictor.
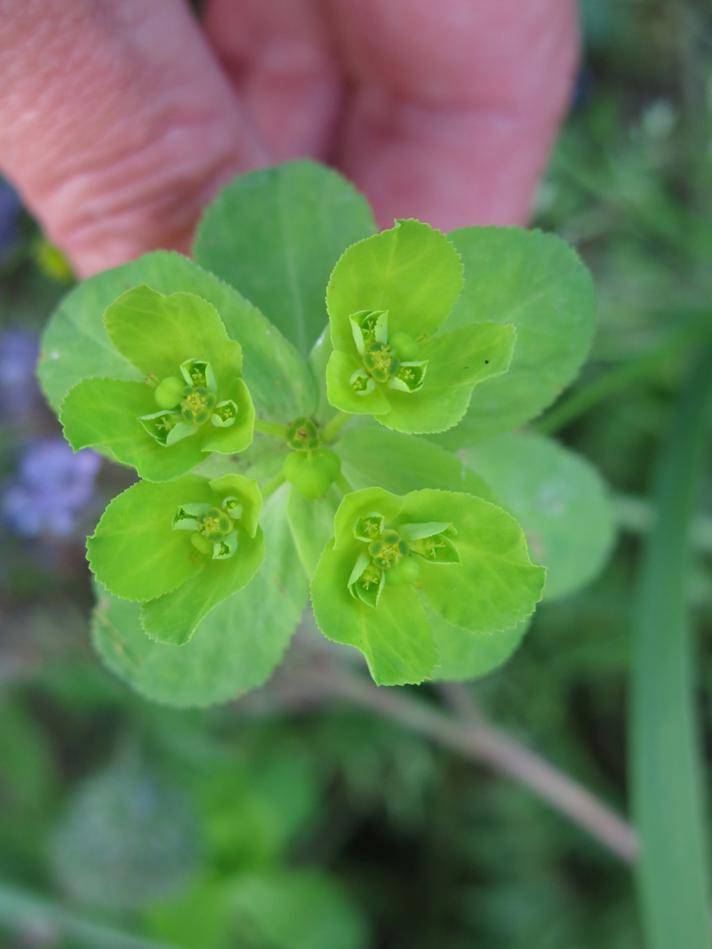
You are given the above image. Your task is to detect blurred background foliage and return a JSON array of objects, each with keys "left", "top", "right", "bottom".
[{"left": 1, "top": 1, "right": 711, "bottom": 946}]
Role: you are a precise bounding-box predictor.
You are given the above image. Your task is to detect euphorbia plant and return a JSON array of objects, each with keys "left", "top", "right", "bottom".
[{"left": 38, "top": 161, "right": 606, "bottom": 707}]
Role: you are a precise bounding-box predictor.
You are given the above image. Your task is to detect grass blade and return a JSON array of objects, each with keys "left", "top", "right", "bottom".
[{"left": 630, "top": 342, "right": 712, "bottom": 949}]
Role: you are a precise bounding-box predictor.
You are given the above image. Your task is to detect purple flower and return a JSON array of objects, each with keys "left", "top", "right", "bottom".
[
  {"left": 0, "top": 179, "right": 21, "bottom": 253},
  {"left": 2, "top": 438, "right": 101, "bottom": 539},
  {"left": 0, "top": 329, "right": 40, "bottom": 422}
]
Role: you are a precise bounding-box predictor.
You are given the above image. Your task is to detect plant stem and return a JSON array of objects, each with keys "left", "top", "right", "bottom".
[
  {"left": 254, "top": 419, "right": 288, "bottom": 440},
  {"left": 615, "top": 493, "right": 712, "bottom": 555},
  {"left": 286, "top": 660, "right": 637, "bottom": 863},
  {"left": 0, "top": 880, "right": 171, "bottom": 949},
  {"left": 321, "top": 412, "right": 351, "bottom": 443}
]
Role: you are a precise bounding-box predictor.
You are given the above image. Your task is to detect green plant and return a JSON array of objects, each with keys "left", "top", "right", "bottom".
[{"left": 38, "top": 160, "right": 605, "bottom": 706}]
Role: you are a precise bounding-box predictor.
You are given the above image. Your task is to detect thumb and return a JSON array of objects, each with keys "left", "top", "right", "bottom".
[{"left": 0, "top": 0, "right": 267, "bottom": 276}]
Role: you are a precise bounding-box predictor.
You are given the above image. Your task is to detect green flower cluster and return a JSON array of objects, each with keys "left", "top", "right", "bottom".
[{"left": 41, "top": 161, "right": 597, "bottom": 697}]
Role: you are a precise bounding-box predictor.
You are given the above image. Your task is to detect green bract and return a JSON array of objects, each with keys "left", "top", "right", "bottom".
[
  {"left": 60, "top": 286, "right": 255, "bottom": 481},
  {"left": 325, "top": 220, "right": 516, "bottom": 434},
  {"left": 88, "top": 473, "right": 264, "bottom": 646},
  {"left": 311, "top": 488, "right": 545, "bottom": 685}
]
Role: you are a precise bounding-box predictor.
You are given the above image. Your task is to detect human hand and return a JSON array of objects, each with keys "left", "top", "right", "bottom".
[{"left": 0, "top": 0, "right": 577, "bottom": 277}]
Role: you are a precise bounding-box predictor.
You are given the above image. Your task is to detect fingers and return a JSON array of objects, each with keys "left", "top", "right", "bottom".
[
  {"left": 204, "top": 0, "right": 342, "bottom": 161},
  {"left": 0, "top": 0, "right": 267, "bottom": 276},
  {"left": 326, "top": 0, "right": 579, "bottom": 230}
]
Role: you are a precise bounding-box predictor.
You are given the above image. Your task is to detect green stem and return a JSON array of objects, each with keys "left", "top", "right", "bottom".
[
  {"left": 262, "top": 473, "right": 286, "bottom": 499},
  {"left": 321, "top": 412, "right": 351, "bottom": 443},
  {"left": 254, "top": 419, "right": 288, "bottom": 441},
  {"left": 630, "top": 342, "right": 712, "bottom": 949},
  {"left": 0, "top": 880, "right": 171, "bottom": 949}
]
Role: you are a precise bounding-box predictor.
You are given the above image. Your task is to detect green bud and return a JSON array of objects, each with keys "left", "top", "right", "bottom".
[
  {"left": 154, "top": 376, "right": 185, "bottom": 409},
  {"left": 286, "top": 416, "right": 320, "bottom": 451}
]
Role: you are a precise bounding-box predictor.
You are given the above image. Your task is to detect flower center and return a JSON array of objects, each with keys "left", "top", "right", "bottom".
[
  {"left": 348, "top": 311, "right": 428, "bottom": 396},
  {"left": 180, "top": 386, "right": 216, "bottom": 424},
  {"left": 368, "top": 529, "right": 407, "bottom": 569},
  {"left": 363, "top": 342, "right": 399, "bottom": 383}
]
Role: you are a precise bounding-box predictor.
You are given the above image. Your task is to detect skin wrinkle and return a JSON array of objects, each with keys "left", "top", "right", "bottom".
[
  {"left": 0, "top": 0, "right": 267, "bottom": 275},
  {"left": 0, "top": 0, "right": 577, "bottom": 273}
]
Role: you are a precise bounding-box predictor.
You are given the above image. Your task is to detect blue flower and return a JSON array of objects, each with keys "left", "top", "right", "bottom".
[
  {"left": 2, "top": 438, "right": 101, "bottom": 538},
  {"left": 0, "top": 329, "right": 40, "bottom": 422}
]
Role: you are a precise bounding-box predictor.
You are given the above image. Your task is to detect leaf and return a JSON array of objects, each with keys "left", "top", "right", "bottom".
[
  {"left": 338, "top": 426, "right": 495, "bottom": 499},
  {"left": 146, "top": 869, "right": 368, "bottom": 949},
  {"left": 104, "top": 286, "right": 243, "bottom": 382},
  {"left": 424, "top": 323, "right": 515, "bottom": 390},
  {"left": 327, "top": 220, "right": 463, "bottom": 349},
  {"left": 87, "top": 477, "right": 213, "bottom": 602},
  {"left": 287, "top": 486, "right": 341, "bottom": 579},
  {"left": 141, "top": 527, "right": 264, "bottom": 646},
  {"left": 399, "top": 490, "right": 545, "bottom": 633},
  {"left": 461, "top": 432, "right": 615, "bottom": 600},
  {"left": 430, "top": 615, "right": 530, "bottom": 682},
  {"left": 92, "top": 488, "right": 307, "bottom": 707},
  {"left": 39, "top": 250, "right": 315, "bottom": 423},
  {"left": 630, "top": 345, "right": 712, "bottom": 949},
  {"left": 61, "top": 379, "right": 207, "bottom": 482},
  {"left": 438, "top": 227, "right": 596, "bottom": 445},
  {"left": 194, "top": 161, "right": 376, "bottom": 356},
  {"left": 50, "top": 754, "right": 199, "bottom": 912},
  {"left": 311, "top": 541, "right": 437, "bottom": 686},
  {"left": 230, "top": 870, "right": 368, "bottom": 949}
]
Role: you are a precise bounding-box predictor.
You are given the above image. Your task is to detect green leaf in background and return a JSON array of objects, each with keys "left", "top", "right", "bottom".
[
  {"left": 311, "top": 487, "right": 544, "bottom": 685},
  {"left": 338, "top": 426, "right": 495, "bottom": 499},
  {"left": 438, "top": 227, "right": 596, "bottom": 446},
  {"left": 39, "top": 251, "right": 315, "bottom": 423},
  {"left": 92, "top": 488, "right": 307, "bottom": 707},
  {"left": 193, "top": 160, "right": 376, "bottom": 357},
  {"left": 325, "top": 221, "right": 514, "bottom": 433},
  {"left": 430, "top": 615, "right": 530, "bottom": 682},
  {"left": 50, "top": 753, "right": 199, "bottom": 912},
  {"left": 146, "top": 869, "right": 368, "bottom": 949},
  {"left": 630, "top": 345, "right": 712, "bottom": 949},
  {"left": 461, "top": 432, "right": 615, "bottom": 600}
]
